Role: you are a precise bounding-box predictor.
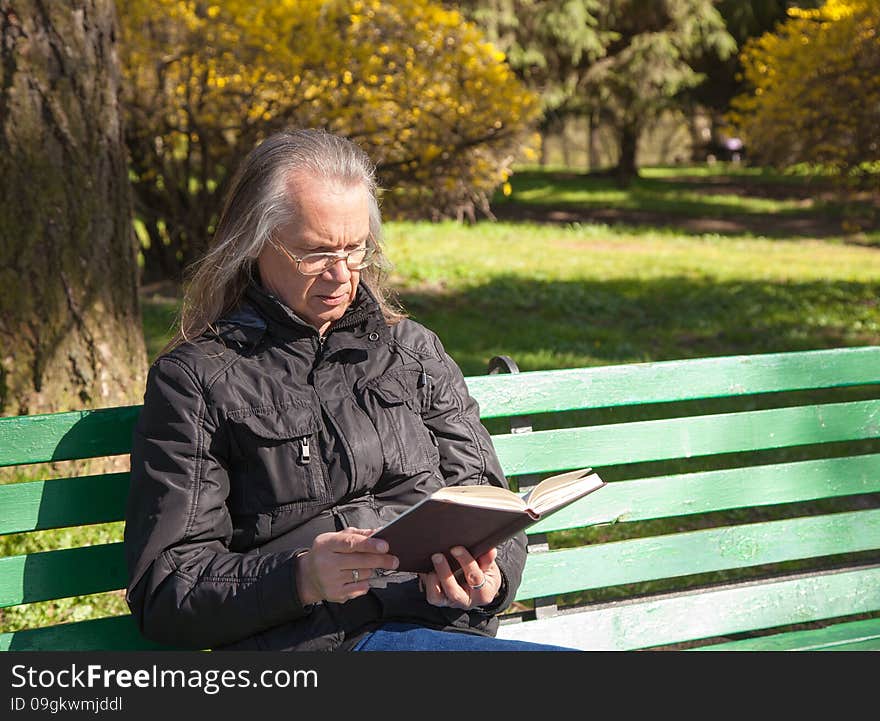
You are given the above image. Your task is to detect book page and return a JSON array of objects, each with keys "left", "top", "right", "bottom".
[
  {"left": 431, "top": 484, "right": 527, "bottom": 512},
  {"left": 524, "top": 468, "right": 604, "bottom": 515}
]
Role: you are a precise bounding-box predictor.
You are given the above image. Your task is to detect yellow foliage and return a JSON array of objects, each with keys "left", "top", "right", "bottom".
[
  {"left": 729, "top": 0, "right": 880, "bottom": 194},
  {"left": 119, "top": 0, "right": 541, "bottom": 246},
  {"left": 788, "top": 0, "right": 865, "bottom": 21}
]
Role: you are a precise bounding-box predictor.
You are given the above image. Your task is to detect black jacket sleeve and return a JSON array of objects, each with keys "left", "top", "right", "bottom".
[
  {"left": 419, "top": 332, "right": 527, "bottom": 615},
  {"left": 124, "top": 356, "right": 309, "bottom": 649}
]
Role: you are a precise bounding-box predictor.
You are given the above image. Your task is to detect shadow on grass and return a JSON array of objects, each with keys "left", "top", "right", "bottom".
[
  {"left": 492, "top": 169, "right": 878, "bottom": 241},
  {"left": 399, "top": 274, "right": 880, "bottom": 376}
]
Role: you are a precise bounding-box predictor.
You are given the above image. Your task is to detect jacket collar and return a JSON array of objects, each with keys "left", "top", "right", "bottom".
[{"left": 213, "top": 280, "right": 388, "bottom": 352}]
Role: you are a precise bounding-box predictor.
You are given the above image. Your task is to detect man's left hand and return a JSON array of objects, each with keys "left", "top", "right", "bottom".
[{"left": 420, "top": 546, "right": 502, "bottom": 609}]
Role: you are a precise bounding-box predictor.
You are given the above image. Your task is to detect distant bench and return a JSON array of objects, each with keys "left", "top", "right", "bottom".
[{"left": 2, "top": 347, "right": 880, "bottom": 651}]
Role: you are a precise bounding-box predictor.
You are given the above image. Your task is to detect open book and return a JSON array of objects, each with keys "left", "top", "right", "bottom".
[{"left": 370, "top": 468, "right": 606, "bottom": 574}]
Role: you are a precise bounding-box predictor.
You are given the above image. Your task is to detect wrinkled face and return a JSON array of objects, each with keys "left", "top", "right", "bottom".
[{"left": 258, "top": 173, "right": 371, "bottom": 336}]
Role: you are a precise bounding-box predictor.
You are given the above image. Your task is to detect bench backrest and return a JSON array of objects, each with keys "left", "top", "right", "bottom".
[
  {"left": 484, "top": 347, "right": 880, "bottom": 650},
  {"left": 2, "top": 347, "right": 880, "bottom": 650}
]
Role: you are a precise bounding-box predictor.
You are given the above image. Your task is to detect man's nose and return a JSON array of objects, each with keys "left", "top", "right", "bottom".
[{"left": 324, "top": 256, "right": 351, "bottom": 282}]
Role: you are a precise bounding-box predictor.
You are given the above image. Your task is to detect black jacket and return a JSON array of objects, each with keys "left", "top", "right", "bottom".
[{"left": 124, "top": 282, "right": 526, "bottom": 651}]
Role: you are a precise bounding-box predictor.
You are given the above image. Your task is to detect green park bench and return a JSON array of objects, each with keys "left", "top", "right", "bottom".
[{"left": 2, "top": 346, "right": 880, "bottom": 651}]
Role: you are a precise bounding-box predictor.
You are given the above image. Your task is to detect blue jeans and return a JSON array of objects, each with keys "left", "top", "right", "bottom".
[{"left": 351, "top": 623, "right": 577, "bottom": 651}]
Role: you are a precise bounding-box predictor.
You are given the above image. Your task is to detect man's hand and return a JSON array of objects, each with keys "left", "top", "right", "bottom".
[
  {"left": 420, "top": 546, "right": 502, "bottom": 610},
  {"left": 295, "top": 528, "right": 399, "bottom": 605}
]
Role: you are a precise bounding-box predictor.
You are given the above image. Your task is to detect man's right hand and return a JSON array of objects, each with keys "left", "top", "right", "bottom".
[{"left": 294, "top": 527, "right": 399, "bottom": 605}]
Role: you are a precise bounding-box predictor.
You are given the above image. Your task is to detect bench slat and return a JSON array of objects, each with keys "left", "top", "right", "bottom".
[
  {"left": 468, "top": 347, "right": 880, "bottom": 418},
  {"left": 2, "top": 452, "right": 875, "bottom": 539},
  {"left": 0, "top": 473, "right": 130, "bottom": 535},
  {"left": 494, "top": 399, "right": 880, "bottom": 476},
  {"left": 497, "top": 565, "right": 880, "bottom": 650},
  {"left": 0, "top": 543, "right": 126, "bottom": 608},
  {"left": 516, "top": 507, "right": 880, "bottom": 601},
  {"left": 10, "top": 567, "right": 880, "bottom": 651},
  {"left": 693, "top": 616, "right": 880, "bottom": 651},
  {"left": 3, "top": 348, "right": 877, "bottom": 468},
  {"left": 3, "top": 453, "right": 875, "bottom": 539},
  {"left": 816, "top": 637, "right": 880, "bottom": 650},
  {"left": 0, "top": 614, "right": 171, "bottom": 652},
  {"left": 0, "top": 406, "right": 140, "bottom": 467},
  {"left": 12, "top": 507, "right": 874, "bottom": 609},
  {"left": 529, "top": 453, "right": 880, "bottom": 533}
]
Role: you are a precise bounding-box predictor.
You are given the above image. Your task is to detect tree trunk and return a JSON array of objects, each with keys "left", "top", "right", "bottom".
[
  {"left": 687, "top": 105, "right": 708, "bottom": 162},
  {"left": 0, "top": 0, "right": 146, "bottom": 417},
  {"left": 585, "top": 112, "right": 591, "bottom": 172},
  {"left": 560, "top": 123, "right": 571, "bottom": 169},
  {"left": 587, "top": 109, "right": 602, "bottom": 172},
  {"left": 614, "top": 120, "right": 640, "bottom": 187}
]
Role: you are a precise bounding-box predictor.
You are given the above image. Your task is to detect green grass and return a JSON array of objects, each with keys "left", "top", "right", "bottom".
[
  {"left": 501, "top": 163, "right": 831, "bottom": 203},
  {"left": 136, "top": 217, "right": 880, "bottom": 375},
  {"left": 384, "top": 220, "right": 880, "bottom": 376},
  {"left": 140, "top": 288, "right": 179, "bottom": 360},
  {"left": 491, "top": 164, "right": 879, "bottom": 244},
  {"left": 0, "top": 522, "right": 129, "bottom": 634},
  {"left": 133, "top": 164, "right": 880, "bottom": 372},
  {"left": 498, "top": 172, "right": 808, "bottom": 216},
  {"left": 4, "top": 164, "right": 880, "bottom": 638}
]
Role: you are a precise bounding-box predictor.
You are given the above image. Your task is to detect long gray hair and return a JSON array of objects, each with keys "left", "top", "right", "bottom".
[{"left": 163, "top": 128, "right": 406, "bottom": 354}]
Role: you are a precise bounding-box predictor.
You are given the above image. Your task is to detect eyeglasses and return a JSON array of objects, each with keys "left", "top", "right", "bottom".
[{"left": 269, "top": 237, "right": 376, "bottom": 276}]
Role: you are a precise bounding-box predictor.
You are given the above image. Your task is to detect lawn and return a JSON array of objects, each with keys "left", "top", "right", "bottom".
[
  {"left": 384, "top": 218, "right": 880, "bottom": 376},
  {"left": 142, "top": 165, "right": 880, "bottom": 375},
  {"left": 4, "top": 164, "right": 880, "bottom": 633}
]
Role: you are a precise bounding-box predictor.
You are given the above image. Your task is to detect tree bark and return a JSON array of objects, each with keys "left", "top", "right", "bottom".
[
  {"left": 560, "top": 122, "right": 571, "bottom": 168},
  {"left": 0, "top": 0, "right": 146, "bottom": 417},
  {"left": 614, "top": 120, "right": 640, "bottom": 187},
  {"left": 587, "top": 109, "right": 602, "bottom": 172}
]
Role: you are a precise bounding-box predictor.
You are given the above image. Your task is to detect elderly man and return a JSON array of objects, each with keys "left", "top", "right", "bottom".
[{"left": 125, "top": 128, "right": 572, "bottom": 651}]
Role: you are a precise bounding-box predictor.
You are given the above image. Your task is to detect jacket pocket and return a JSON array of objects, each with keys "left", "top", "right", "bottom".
[
  {"left": 226, "top": 400, "right": 330, "bottom": 512},
  {"left": 361, "top": 367, "right": 440, "bottom": 478}
]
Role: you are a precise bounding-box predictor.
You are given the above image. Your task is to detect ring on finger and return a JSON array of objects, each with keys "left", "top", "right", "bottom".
[
  {"left": 468, "top": 576, "right": 487, "bottom": 591},
  {"left": 351, "top": 569, "right": 359, "bottom": 583}
]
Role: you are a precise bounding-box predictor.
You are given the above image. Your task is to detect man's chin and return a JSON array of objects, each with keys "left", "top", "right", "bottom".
[{"left": 310, "top": 305, "right": 349, "bottom": 332}]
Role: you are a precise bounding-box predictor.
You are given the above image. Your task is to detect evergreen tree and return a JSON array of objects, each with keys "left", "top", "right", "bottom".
[
  {"left": 458, "top": 1, "right": 609, "bottom": 137},
  {"left": 462, "top": 0, "right": 735, "bottom": 183},
  {"left": 585, "top": 0, "right": 735, "bottom": 183},
  {"left": 684, "top": 0, "right": 824, "bottom": 160}
]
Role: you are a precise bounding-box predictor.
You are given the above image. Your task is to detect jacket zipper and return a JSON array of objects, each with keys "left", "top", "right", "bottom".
[{"left": 308, "top": 305, "right": 374, "bottom": 496}]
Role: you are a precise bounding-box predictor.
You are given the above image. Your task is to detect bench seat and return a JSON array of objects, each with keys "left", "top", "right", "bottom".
[{"left": 2, "top": 347, "right": 879, "bottom": 651}]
